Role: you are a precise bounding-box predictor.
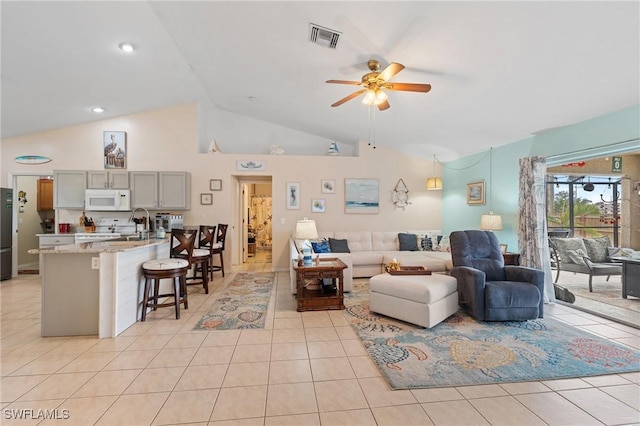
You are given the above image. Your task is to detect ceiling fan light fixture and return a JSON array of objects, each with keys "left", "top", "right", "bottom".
[{"left": 361, "top": 88, "right": 387, "bottom": 106}]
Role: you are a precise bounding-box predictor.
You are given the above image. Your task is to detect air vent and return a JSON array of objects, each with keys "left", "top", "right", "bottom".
[{"left": 309, "top": 23, "right": 341, "bottom": 49}]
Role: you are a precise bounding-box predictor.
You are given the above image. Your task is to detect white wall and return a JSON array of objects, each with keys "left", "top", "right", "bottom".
[{"left": 1, "top": 103, "right": 443, "bottom": 271}]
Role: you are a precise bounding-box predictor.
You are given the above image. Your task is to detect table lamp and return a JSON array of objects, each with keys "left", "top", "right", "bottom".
[{"left": 295, "top": 218, "right": 318, "bottom": 265}]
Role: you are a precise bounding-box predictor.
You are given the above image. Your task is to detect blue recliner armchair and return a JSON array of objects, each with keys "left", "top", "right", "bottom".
[{"left": 449, "top": 230, "right": 544, "bottom": 321}]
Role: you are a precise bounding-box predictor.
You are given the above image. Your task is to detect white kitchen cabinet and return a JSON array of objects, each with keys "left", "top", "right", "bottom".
[
  {"left": 53, "top": 170, "right": 86, "bottom": 209},
  {"left": 130, "top": 171, "right": 191, "bottom": 210},
  {"left": 38, "top": 235, "right": 75, "bottom": 248},
  {"left": 87, "top": 171, "right": 129, "bottom": 189}
]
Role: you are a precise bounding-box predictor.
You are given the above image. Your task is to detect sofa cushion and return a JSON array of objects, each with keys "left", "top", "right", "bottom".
[
  {"left": 334, "top": 231, "right": 372, "bottom": 251},
  {"left": 398, "top": 233, "right": 419, "bottom": 251},
  {"left": 371, "top": 232, "right": 399, "bottom": 251},
  {"left": 351, "top": 251, "right": 384, "bottom": 265},
  {"left": 329, "top": 237, "right": 350, "bottom": 253},
  {"left": 583, "top": 236, "right": 610, "bottom": 263},
  {"left": 550, "top": 237, "right": 588, "bottom": 265}
]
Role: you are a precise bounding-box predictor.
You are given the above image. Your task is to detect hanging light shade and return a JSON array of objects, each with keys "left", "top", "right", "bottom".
[
  {"left": 480, "top": 212, "right": 503, "bottom": 231},
  {"left": 426, "top": 154, "right": 443, "bottom": 190},
  {"left": 425, "top": 177, "right": 443, "bottom": 190}
]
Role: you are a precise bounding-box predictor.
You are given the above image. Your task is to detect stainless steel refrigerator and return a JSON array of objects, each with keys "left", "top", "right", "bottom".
[{"left": 1, "top": 188, "right": 13, "bottom": 280}]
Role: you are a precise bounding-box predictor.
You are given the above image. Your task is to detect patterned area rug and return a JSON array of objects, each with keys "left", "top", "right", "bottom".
[
  {"left": 193, "top": 272, "right": 274, "bottom": 330},
  {"left": 344, "top": 281, "right": 640, "bottom": 389}
]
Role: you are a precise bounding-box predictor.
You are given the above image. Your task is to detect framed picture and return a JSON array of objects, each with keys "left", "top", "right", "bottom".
[
  {"left": 236, "top": 160, "right": 266, "bottom": 171},
  {"left": 321, "top": 179, "right": 335, "bottom": 194},
  {"left": 103, "top": 131, "right": 126, "bottom": 169},
  {"left": 345, "top": 178, "right": 379, "bottom": 214},
  {"left": 311, "top": 198, "right": 326, "bottom": 213},
  {"left": 210, "top": 179, "right": 222, "bottom": 191},
  {"left": 500, "top": 243, "right": 508, "bottom": 254},
  {"left": 467, "top": 181, "right": 485, "bottom": 205},
  {"left": 200, "top": 193, "right": 213, "bottom": 205},
  {"left": 286, "top": 182, "right": 300, "bottom": 210}
]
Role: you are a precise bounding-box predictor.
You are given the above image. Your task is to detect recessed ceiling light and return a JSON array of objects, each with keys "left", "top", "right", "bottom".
[
  {"left": 118, "top": 42, "right": 135, "bottom": 53},
  {"left": 90, "top": 106, "right": 105, "bottom": 113}
]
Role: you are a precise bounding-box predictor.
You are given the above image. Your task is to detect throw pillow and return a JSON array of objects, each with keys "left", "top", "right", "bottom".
[
  {"left": 328, "top": 238, "right": 350, "bottom": 253},
  {"left": 565, "top": 248, "right": 588, "bottom": 265},
  {"left": 550, "top": 237, "right": 588, "bottom": 264},
  {"left": 607, "top": 247, "right": 635, "bottom": 258},
  {"left": 582, "top": 236, "right": 610, "bottom": 263},
  {"left": 421, "top": 235, "right": 433, "bottom": 251},
  {"left": 311, "top": 240, "right": 331, "bottom": 253},
  {"left": 398, "top": 233, "right": 419, "bottom": 251}
]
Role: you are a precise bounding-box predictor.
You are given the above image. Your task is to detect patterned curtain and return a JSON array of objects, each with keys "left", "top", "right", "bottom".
[
  {"left": 250, "top": 196, "right": 272, "bottom": 248},
  {"left": 518, "top": 157, "right": 555, "bottom": 303}
]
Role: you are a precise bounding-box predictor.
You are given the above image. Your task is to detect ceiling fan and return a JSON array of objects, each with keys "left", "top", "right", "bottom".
[{"left": 326, "top": 59, "right": 431, "bottom": 110}]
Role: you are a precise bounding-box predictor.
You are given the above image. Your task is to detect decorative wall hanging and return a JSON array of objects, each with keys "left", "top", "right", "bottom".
[
  {"left": 14, "top": 155, "right": 51, "bottom": 164},
  {"left": 104, "top": 131, "right": 127, "bottom": 169},
  {"left": 286, "top": 182, "right": 300, "bottom": 210},
  {"left": 321, "top": 179, "right": 335, "bottom": 194},
  {"left": 210, "top": 179, "right": 222, "bottom": 191},
  {"left": 311, "top": 199, "right": 326, "bottom": 213},
  {"left": 345, "top": 178, "right": 379, "bottom": 214},
  {"left": 392, "top": 178, "right": 411, "bottom": 209},
  {"left": 237, "top": 160, "right": 266, "bottom": 171},
  {"left": 467, "top": 181, "right": 485, "bottom": 205},
  {"left": 200, "top": 193, "right": 213, "bottom": 205}
]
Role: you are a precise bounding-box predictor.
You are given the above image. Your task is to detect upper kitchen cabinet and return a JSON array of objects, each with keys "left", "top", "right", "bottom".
[
  {"left": 53, "top": 170, "right": 86, "bottom": 209},
  {"left": 130, "top": 171, "right": 191, "bottom": 210},
  {"left": 87, "top": 171, "right": 129, "bottom": 189},
  {"left": 37, "top": 178, "right": 54, "bottom": 211}
]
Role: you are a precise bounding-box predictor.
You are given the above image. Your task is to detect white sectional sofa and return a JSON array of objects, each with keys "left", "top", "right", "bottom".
[{"left": 289, "top": 230, "right": 453, "bottom": 294}]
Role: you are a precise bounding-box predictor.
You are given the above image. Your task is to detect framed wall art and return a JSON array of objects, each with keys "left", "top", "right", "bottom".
[
  {"left": 236, "top": 160, "right": 266, "bottom": 171},
  {"left": 321, "top": 179, "right": 335, "bottom": 194},
  {"left": 345, "top": 178, "right": 379, "bottom": 214},
  {"left": 467, "top": 181, "right": 485, "bottom": 205},
  {"left": 103, "top": 131, "right": 126, "bottom": 169},
  {"left": 200, "top": 193, "right": 213, "bottom": 205},
  {"left": 210, "top": 179, "right": 222, "bottom": 191},
  {"left": 286, "top": 182, "right": 300, "bottom": 210},
  {"left": 311, "top": 198, "right": 326, "bottom": 213}
]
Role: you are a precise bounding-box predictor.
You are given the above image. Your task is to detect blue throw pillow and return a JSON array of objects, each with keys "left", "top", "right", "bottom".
[
  {"left": 311, "top": 240, "right": 331, "bottom": 253},
  {"left": 328, "top": 238, "right": 350, "bottom": 253},
  {"left": 398, "top": 233, "right": 419, "bottom": 251}
]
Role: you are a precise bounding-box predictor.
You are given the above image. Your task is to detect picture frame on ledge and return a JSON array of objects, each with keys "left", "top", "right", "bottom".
[{"left": 466, "top": 181, "right": 485, "bottom": 205}]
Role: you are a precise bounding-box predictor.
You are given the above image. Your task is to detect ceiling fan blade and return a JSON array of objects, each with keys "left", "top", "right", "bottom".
[
  {"left": 377, "top": 99, "right": 390, "bottom": 111},
  {"left": 384, "top": 82, "right": 432, "bottom": 93},
  {"left": 377, "top": 62, "right": 405, "bottom": 82},
  {"left": 331, "top": 89, "right": 367, "bottom": 107},
  {"left": 326, "top": 79, "right": 361, "bottom": 85}
]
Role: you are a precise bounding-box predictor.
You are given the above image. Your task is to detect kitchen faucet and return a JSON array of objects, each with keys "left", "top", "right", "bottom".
[{"left": 129, "top": 207, "right": 151, "bottom": 239}]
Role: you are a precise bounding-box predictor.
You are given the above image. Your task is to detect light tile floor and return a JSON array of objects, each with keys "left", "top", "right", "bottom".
[{"left": 1, "top": 261, "right": 639, "bottom": 426}]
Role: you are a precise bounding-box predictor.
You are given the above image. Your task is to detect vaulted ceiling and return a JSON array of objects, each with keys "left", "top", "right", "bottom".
[{"left": 2, "top": 1, "right": 638, "bottom": 159}]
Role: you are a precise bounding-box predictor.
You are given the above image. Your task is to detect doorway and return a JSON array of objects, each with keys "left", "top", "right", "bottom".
[{"left": 240, "top": 179, "right": 273, "bottom": 264}]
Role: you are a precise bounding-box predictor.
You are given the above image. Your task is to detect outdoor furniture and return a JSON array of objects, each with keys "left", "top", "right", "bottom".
[{"left": 449, "top": 230, "right": 544, "bottom": 321}]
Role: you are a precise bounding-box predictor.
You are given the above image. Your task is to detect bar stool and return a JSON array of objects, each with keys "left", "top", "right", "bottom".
[
  {"left": 183, "top": 227, "right": 210, "bottom": 294},
  {"left": 198, "top": 225, "right": 217, "bottom": 280},
  {"left": 140, "top": 228, "right": 195, "bottom": 321},
  {"left": 210, "top": 224, "right": 228, "bottom": 277}
]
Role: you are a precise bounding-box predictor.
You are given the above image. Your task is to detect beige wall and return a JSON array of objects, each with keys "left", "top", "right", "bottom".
[{"left": 1, "top": 103, "right": 442, "bottom": 271}]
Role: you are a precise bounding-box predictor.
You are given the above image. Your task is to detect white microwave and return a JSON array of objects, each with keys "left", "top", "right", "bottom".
[{"left": 85, "top": 189, "right": 131, "bottom": 211}]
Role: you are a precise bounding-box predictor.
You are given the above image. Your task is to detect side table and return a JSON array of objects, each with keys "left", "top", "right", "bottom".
[
  {"left": 293, "top": 257, "right": 347, "bottom": 312},
  {"left": 503, "top": 252, "right": 521, "bottom": 266}
]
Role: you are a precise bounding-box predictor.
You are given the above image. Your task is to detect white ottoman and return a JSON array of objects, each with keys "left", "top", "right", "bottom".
[{"left": 369, "top": 273, "right": 458, "bottom": 328}]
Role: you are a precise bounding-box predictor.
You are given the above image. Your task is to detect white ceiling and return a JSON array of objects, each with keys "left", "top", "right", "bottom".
[{"left": 2, "top": 1, "right": 638, "bottom": 160}]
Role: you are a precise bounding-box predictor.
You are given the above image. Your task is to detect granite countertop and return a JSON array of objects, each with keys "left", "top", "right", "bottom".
[{"left": 29, "top": 237, "right": 169, "bottom": 254}]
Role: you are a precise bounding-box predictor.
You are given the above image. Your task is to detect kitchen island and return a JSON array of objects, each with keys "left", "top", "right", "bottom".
[{"left": 30, "top": 237, "right": 170, "bottom": 338}]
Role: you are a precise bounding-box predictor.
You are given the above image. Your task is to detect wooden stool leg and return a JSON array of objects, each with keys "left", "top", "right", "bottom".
[
  {"left": 173, "top": 277, "right": 181, "bottom": 319},
  {"left": 141, "top": 277, "right": 151, "bottom": 321},
  {"left": 181, "top": 275, "right": 189, "bottom": 310},
  {"left": 202, "top": 260, "right": 209, "bottom": 294},
  {"left": 219, "top": 253, "right": 225, "bottom": 277},
  {"left": 153, "top": 279, "right": 160, "bottom": 311}
]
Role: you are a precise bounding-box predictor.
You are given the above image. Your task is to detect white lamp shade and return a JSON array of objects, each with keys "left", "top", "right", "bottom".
[
  {"left": 480, "top": 213, "right": 503, "bottom": 231},
  {"left": 426, "top": 177, "right": 443, "bottom": 190},
  {"left": 294, "top": 218, "right": 318, "bottom": 240}
]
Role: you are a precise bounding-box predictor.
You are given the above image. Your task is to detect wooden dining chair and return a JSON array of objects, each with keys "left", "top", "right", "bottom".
[
  {"left": 181, "top": 227, "right": 210, "bottom": 294},
  {"left": 198, "top": 225, "right": 217, "bottom": 280},
  {"left": 210, "top": 224, "right": 228, "bottom": 277}
]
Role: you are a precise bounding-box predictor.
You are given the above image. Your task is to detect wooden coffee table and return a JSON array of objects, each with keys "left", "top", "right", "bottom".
[{"left": 293, "top": 257, "right": 347, "bottom": 312}]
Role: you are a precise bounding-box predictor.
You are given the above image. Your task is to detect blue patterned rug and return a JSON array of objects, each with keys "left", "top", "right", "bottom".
[
  {"left": 344, "top": 281, "right": 640, "bottom": 389},
  {"left": 193, "top": 272, "right": 274, "bottom": 330}
]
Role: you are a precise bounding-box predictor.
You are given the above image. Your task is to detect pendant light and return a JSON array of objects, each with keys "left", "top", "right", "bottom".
[
  {"left": 426, "top": 155, "right": 443, "bottom": 190},
  {"left": 480, "top": 147, "right": 503, "bottom": 231}
]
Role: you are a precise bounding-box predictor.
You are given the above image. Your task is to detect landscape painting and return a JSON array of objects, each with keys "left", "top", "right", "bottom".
[{"left": 345, "top": 178, "right": 379, "bottom": 214}]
